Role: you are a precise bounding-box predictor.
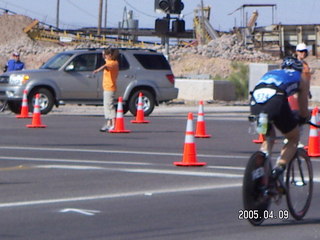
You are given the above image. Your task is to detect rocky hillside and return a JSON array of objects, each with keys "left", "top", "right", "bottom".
[{"left": 1, "top": 13, "right": 320, "bottom": 86}]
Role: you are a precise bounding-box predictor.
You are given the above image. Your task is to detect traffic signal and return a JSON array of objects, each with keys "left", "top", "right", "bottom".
[
  {"left": 155, "top": 0, "right": 170, "bottom": 13},
  {"left": 170, "top": 0, "right": 184, "bottom": 14},
  {"left": 155, "top": 0, "right": 184, "bottom": 14},
  {"left": 172, "top": 19, "right": 185, "bottom": 33},
  {"left": 159, "top": 0, "right": 170, "bottom": 12},
  {"left": 155, "top": 18, "right": 170, "bottom": 34}
]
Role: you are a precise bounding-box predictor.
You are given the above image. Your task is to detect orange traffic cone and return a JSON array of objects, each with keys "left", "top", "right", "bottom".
[
  {"left": 26, "top": 94, "right": 47, "bottom": 128},
  {"left": 109, "top": 97, "right": 131, "bottom": 133},
  {"left": 16, "top": 89, "right": 32, "bottom": 118},
  {"left": 252, "top": 134, "right": 265, "bottom": 144},
  {"left": 195, "top": 100, "right": 211, "bottom": 138},
  {"left": 308, "top": 107, "right": 320, "bottom": 157},
  {"left": 174, "top": 112, "right": 206, "bottom": 166},
  {"left": 131, "top": 92, "right": 149, "bottom": 124}
]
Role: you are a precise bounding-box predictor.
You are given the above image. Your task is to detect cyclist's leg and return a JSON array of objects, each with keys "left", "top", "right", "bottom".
[
  {"left": 278, "top": 125, "right": 300, "bottom": 166},
  {"left": 272, "top": 95, "right": 300, "bottom": 170},
  {"left": 260, "top": 126, "right": 275, "bottom": 155}
]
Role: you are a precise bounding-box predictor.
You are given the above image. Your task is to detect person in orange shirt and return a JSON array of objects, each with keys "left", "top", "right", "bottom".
[
  {"left": 288, "top": 43, "right": 311, "bottom": 111},
  {"left": 93, "top": 48, "right": 119, "bottom": 132}
]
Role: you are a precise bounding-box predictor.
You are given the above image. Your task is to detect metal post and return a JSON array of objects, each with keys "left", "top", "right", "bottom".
[
  {"left": 56, "top": 0, "right": 60, "bottom": 29},
  {"left": 165, "top": 14, "right": 170, "bottom": 61},
  {"left": 104, "top": 0, "right": 108, "bottom": 28},
  {"left": 200, "top": 0, "right": 205, "bottom": 45},
  {"left": 98, "top": 0, "right": 103, "bottom": 35}
]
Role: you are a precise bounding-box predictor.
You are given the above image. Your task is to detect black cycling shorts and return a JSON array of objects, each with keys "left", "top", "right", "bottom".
[{"left": 250, "top": 94, "right": 298, "bottom": 134}]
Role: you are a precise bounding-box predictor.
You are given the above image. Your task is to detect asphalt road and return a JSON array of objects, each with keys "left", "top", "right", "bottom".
[{"left": 1, "top": 105, "right": 320, "bottom": 240}]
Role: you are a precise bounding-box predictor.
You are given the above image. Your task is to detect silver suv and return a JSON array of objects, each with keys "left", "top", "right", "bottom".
[{"left": 0, "top": 48, "right": 178, "bottom": 115}]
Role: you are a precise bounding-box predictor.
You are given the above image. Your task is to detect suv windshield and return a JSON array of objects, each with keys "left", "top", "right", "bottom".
[{"left": 41, "top": 53, "right": 73, "bottom": 70}]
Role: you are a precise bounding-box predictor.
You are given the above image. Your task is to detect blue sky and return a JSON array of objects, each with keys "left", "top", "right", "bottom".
[{"left": 0, "top": 0, "right": 319, "bottom": 31}]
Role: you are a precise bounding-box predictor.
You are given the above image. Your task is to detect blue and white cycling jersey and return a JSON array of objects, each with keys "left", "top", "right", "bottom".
[{"left": 253, "top": 69, "right": 301, "bottom": 104}]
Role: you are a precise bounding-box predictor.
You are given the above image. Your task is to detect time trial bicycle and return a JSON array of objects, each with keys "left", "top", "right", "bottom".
[{"left": 242, "top": 115, "right": 319, "bottom": 226}]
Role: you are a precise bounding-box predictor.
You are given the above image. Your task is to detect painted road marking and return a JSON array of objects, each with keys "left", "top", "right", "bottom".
[
  {"left": 0, "top": 183, "right": 242, "bottom": 208},
  {"left": 35, "top": 165, "right": 105, "bottom": 170},
  {"left": 0, "top": 146, "right": 248, "bottom": 159},
  {"left": 2, "top": 146, "right": 320, "bottom": 163},
  {"left": 59, "top": 208, "right": 100, "bottom": 216},
  {"left": 0, "top": 156, "right": 153, "bottom": 166},
  {"left": 34, "top": 164, "right": 243, "bottom": 177}
]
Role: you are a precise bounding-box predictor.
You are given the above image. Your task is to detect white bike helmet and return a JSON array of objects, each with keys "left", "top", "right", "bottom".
[{"left": 296, "top": 43, "right": 308, "bottom": 52}]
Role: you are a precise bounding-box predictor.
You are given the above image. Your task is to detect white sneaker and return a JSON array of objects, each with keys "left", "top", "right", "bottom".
[{"left": 100, "top": 124, "right": 109, "bottom": 132}]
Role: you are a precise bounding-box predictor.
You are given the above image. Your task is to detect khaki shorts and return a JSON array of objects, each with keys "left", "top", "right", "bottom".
[{"left": 103, "top": 91, "right": 115, "bottom": 120}]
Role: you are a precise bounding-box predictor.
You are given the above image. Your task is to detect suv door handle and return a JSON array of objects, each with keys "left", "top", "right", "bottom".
[{"left": 124, "top": 74, "right": 134, "bottom": 78}]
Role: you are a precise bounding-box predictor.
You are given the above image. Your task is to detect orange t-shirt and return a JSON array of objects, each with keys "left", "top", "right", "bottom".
[{"left": 102, "top": 59, "right": 119, "bottom": 91}]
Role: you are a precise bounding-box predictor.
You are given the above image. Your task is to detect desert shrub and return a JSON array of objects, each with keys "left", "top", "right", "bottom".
[{"left": 227, "top": 62, "right": 249, "bottom": 100}]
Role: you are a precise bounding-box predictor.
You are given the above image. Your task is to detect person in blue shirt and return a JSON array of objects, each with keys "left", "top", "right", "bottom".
[
  {"left": 250, "top": 56, "right": 310, "bottom": 179},
  {"left": 4, "top": 52, "right": 25, "bottom": 72}
]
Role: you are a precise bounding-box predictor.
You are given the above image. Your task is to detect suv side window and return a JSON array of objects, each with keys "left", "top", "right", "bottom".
[
  {"left": 119, "top": 54, "right": 129, "bottom": 70},
  {"left": 133, "top": 54, "right": 171, "bottom": 70},
  {"left": 96, "top": 53, "right": 129, "bottom": 71},
  {"left": 70, "top": 54, "right": 96, "bottom": 71}
]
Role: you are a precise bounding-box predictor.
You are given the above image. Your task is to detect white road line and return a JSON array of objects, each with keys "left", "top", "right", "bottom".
[
  {"left": 0, "top": 156, "right": 245, "bottom": 175},
  {"left": 34, "top": 164, "right": 243, "bottom": 177},
  {"left": 0, "top": 146, "right": 248, "bottom": 159},
  {"left": 59, "top": 208, "right": 100, "bottom": 216},
  {"left": 207, "top": 166, "right": 245, "bottom": 170},
  {"left": 0, "top": 156, "right": 153, "bottom": 166},
  {"left": 4, "top": 145, "right": 320, "bottom": 162},
  {"left": 0, "top": 183, "right": 242, "bottom": 208},
  {"left": 35, "top": 165, "right": 105, "bottom": 170},
  {"left": 121, "top": 168, "right": 243, "bottom": 178}
]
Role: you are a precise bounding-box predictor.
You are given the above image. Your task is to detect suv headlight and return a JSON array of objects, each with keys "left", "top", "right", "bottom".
[{"left": 9, "top": 74, "right": 30, "bottom": 85}]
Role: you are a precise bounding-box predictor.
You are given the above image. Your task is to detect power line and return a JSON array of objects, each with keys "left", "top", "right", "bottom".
[
  {"left": 66, "top": 0, "right": 97, "bottom": 19},
  {"left": 123, "top": 0, "right": 157, "bottom": 18}
]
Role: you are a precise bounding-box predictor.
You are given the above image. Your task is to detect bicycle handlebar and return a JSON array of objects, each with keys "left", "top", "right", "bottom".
[{"left": 307, "top": 121, "right": 320, "bottom": 128}]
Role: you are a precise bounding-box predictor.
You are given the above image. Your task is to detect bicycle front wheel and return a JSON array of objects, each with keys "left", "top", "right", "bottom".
[
  {"left": 286, "top": 148, "right": 313, "bottom": 220},
  {"left": 243, "top": 151, "right": 271, "bottom": 226}
]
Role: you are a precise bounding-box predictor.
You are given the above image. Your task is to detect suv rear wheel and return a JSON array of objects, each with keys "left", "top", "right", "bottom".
[
  {"left": 128, "top": 90, "right": 155, "bottom": 116},
  {"left": 29, "top": 88, "right": 55, "bottom": 114}
]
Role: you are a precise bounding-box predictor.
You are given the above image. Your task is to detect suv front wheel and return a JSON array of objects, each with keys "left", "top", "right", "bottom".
[
  {"left": 128, "top": 90, "right": 155, "bottom": 116},
  {"left": 7, "top": 100, "right": 21, "bottom": 114},
  {"left": 29, "top": 88, "right": 55, "bottom": 114}
]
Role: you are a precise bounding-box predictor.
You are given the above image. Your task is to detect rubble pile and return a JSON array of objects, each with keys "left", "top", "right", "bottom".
[
  {"left": 0, "top": 13, "right": 278, "bottom": 79},
  {"left": 169, "top": 34, "right": 278, "bottom": 62}
]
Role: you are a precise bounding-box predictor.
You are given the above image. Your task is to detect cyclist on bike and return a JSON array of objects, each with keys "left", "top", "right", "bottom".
[{"left": 250, "top": 56, "right": 310, "bottom": 179}]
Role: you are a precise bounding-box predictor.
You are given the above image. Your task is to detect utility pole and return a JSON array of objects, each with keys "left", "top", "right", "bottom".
[
  {"left": 56, "top": 0, "right": 60, "bottom": 28},
  {"left": 104, "top": 0, "right": 107, "bottom": 28},
  {"left": 98, "top": 0, "right": 103, "bottom": 35},
  {"left": 200, "top": 0, "right": 206, "bottom": 45}
]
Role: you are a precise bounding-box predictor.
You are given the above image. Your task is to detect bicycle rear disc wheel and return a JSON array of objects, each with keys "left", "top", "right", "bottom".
[
  {"left": 243, "top": 151, "right": 271, "bottom": 226},
  {"left": 286, "top": 148, "right": 313, "bottom": 220}
]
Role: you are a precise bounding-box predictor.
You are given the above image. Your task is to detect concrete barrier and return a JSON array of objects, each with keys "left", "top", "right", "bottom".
[
  {"left": 311, "top": 86, "right": 320, "bottom": 102},
  {"left": 175, "top": 78, "right": 236, "bottom": 101},
  {"left": 249, "top": 63, "right": 278, "bottom": 92}
]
